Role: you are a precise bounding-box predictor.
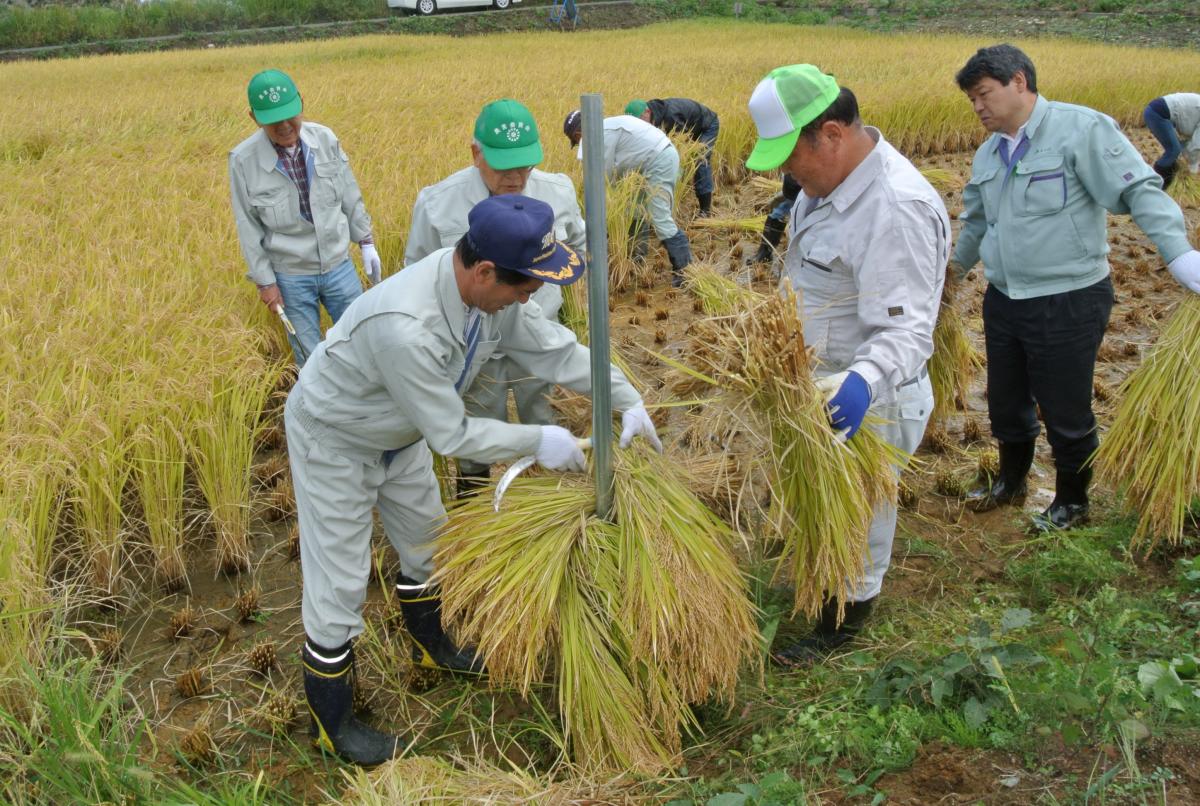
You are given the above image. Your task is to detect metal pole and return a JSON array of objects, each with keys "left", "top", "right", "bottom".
[{"left": 581, "top": 93, "right": 614, "bottom": 521}]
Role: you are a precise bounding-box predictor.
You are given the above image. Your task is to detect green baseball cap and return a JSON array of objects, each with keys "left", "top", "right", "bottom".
[
  {"left": 248, "top": 69, "right": 302, "bottom": 125},
  {"left": 745, "top": 64, "right": 841, "bottom": 171},
  {"left": 474, "top": 99, "right": 543, "bottom": 171},
  {"left": 624, "top": 99, "right": 648, "bottom": 117}
]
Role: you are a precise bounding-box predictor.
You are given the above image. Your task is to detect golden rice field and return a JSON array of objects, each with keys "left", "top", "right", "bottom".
[{"left": 3, "top": 18, "right": 1200, "bottom": 782}]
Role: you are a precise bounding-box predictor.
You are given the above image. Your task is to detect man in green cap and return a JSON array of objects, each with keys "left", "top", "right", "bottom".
[
  {"left": 405, "top": 99, "right": 587, "bottom": 499},
  {"left": 229, "top": 68, "right": 381, "bottom": 365},
  {"left": 746, "top": 65, "right": 948, "bottom": 664},
  {"left": 625, "top": 97, "right": 720, "bottom": 216}
]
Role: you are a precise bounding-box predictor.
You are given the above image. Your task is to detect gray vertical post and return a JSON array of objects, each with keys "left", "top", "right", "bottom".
[{"left": 581, "top": 93, "right": 614, "bottom": 521}]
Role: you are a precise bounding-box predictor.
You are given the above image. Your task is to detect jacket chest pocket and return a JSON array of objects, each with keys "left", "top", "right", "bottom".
[
  {"left": 966, "top": 166, "right": 1001, "bottom": 222},
  {"left": 1016, "top": 155, "right": 1067, "bottom": 216},
  {"left": 313, "top": 159, "right": 345, "bottom": 208},
  {"left": 791, "top": 244, "right": 857, "bottom": 308},
  {"left": 251, "top": 188, "right": 291, "bottom": 229}
]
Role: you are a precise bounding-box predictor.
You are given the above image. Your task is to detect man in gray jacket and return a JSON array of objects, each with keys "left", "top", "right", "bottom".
[
  {"left": 287, "top": 194, "right": 661, "bottom": 766},
  {"left": 229, "top": 69, "right": 382, "bottom": 364},
  {"left": 406, "top": 99, "right": 587, "bottom": 498},
  {"left": 746, "top": 64, "right": 947, "bottom": 664}
]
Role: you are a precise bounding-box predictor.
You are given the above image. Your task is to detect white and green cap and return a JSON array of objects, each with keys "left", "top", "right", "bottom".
[{"left": 746, "top": 64, "right": 840, "bottom": 171}]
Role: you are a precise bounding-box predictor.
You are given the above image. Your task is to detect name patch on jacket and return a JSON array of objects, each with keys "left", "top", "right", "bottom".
[{"left": 888, "top": 306, "right": 905, "bottom": 317}]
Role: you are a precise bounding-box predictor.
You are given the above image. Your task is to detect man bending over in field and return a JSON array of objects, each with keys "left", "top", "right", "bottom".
[{"left": 285, "top": 195, "right": 660, "bottom": 765}]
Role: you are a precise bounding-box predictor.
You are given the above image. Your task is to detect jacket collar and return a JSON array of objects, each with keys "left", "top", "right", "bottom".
[
  {"left": 435, "top": 249, "right": 471, "bottom": 346},
  {"left": 825, "top": 126, "right": 886, "bottom": 214},
  {"left": 988, "top": 94, "right": 1047, "bottom": 157},
  {"left": 254, "top": 125, "right": 321, "bottom": 172}
]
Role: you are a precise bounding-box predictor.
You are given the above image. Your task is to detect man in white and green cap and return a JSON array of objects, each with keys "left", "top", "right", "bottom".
[
  {"left": 229, "top": 69, "right": 382, "bottom": 365},
  {"left": 746, "top": 64, "right": 948, "bottom": 665},
  {"left": 405, "top": 99, "right": 586, "bottom": 498}
]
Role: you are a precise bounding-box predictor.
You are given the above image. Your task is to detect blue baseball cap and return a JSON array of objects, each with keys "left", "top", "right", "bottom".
[{"left": 466, "top": 195, "right": 584, "bottom": 286}]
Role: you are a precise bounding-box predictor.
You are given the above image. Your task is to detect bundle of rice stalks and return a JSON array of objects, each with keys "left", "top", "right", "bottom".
[
  {"left": 689, "top": 216, "right": 768, "bottom": 234},
  {"left": 603, "top": 172, "right": 654, "bottom": 294},
  {"left": 338, "top": 754, "right": 646, "bottom": 805},
  {"left": 930, "top": 273, "right": 982, "bottom": 424},
  {"left": 1168, "top": 169, "right": 1200, "bottom": 209},
  {"left": 918, "top": 166, "right": 965, "bottom": 195},
  {"left": 434, "top": 447, "right": 758, "bottom": 774},
  {"left": 1093, "top": 296, "right": 1200, "bottom": 549},
  {"left": 681, "top": 264, "right": 765, "bottom": 317},
  {"left": 671, "top": 134, "right": 708, "bottom": 217},
  {"left": 678, "top": 286, "right": 903, "bottom": 619}
]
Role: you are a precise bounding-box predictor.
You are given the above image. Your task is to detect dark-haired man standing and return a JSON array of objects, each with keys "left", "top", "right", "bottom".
[
  {"left": 285, "top": 195, "right": 660, "bottom": 766},
  {"left": 951, "top": 44, "right": 1200, "bottom": 532},
  {"left": 745, "top": 65, "right": 948, "bottom": 663}
]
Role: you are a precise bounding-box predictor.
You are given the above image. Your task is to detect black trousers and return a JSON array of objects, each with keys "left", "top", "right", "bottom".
[{"left": 982, "top": 277, "right": 1114, "bottom": 474}]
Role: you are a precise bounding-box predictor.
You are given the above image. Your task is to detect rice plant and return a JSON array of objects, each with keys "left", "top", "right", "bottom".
[
  {"left": 131, "top": 415, "right": 188, "bottom": 592},
  {"left": 930, "top": 271, "right": 982, "bottom": 425},
  {"left": 189, "top": 363, "right": 284, "bottom": 575},
  {"left": 1093, "top": 297, "right": 1200, "bottom": 549}
]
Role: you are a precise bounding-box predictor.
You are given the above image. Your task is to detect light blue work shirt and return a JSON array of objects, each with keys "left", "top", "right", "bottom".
[{"left": 953, "top": 95, "right": 1192, "bottom": 299}]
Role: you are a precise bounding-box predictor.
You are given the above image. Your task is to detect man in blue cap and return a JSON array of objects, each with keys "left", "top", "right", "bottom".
[
  {"left": 405, "top": 99, "right": 587, "bottom": 500},
  {"left": 285, "top": 195, "right": 661, "bottom": 766},
  {"left": 229, "top": 69, "right": 382, "bottom": 364},
  {"left": 746, "top": 64, "right": 948, "bottom": 665}
]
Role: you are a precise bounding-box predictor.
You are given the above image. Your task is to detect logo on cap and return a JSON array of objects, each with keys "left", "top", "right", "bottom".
[
  {"left": 495, "top": 120, "right": 532, "bottom": 142},
  {"left": 258, "top": 86, "right": 289, "bottom": 104},
  {"left": 528, "top": 247, "right": 582, "bottom": 282}
]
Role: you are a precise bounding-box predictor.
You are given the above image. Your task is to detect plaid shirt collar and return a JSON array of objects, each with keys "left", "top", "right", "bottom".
[{"left": 272, "top": 139, "right": 313, "bottom": 224}]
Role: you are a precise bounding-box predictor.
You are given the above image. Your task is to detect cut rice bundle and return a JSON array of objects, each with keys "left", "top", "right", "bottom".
[{"left": 1093, "top": 296, "right": 1200, "bottom": 549}]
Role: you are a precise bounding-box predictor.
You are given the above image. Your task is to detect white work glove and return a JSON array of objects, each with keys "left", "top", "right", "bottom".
[
  {"left": 536, "top": 426, "right": 587, "bottom": 472},
  {"left": 619, "top": 403, "right": 663, "bottom": 453},
  {"left": 361, "top": 243, "right": 382, "bottom": 285},
  {"left": 1167, "top": 250, "right": 1200, "bottom": 295}
]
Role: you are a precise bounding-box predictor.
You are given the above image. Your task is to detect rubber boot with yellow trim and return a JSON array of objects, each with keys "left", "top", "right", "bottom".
[
  {"left": 302, "top": 639, "right": 403, "bottom": 766},
  {"left": 394, "top": 574, "right": 484, "bottom": 675}
]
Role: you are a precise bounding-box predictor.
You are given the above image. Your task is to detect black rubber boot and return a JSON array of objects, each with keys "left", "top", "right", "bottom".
[
  {"left": 751, "top": 216, "right": 787, "bottom": 265},
  {"left": 1031, "top": 467, "right": 1091, "bottom": 532},
  {"left": 1153, "top": 162, "right": 1178, "bottom": 191},
  {"left": 662, "top": 231, "right": 693, "bottom": 288},
  {"left": 771, "top": 597, "right": 876, "bottom": 667},
  {"left": 302, "top": 639, "right": 404, "bottom": 766},
  {"left": 394, "top": 575, "right": 484, "bottom": 674},
  {"left": 453, "top": 464, "right": 488, "bottom": 500},
  {"left": 697, "top": 191, "right": 713, "bottom": 217},
  {"left": 965, "top": 440, "right": 1035, "bottom": 512}
]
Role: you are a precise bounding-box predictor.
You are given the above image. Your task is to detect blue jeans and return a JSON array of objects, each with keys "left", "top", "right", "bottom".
[
  {"left": 275, "top": 259, "right": 363, "bottom": 364},
  {"left": 1144, "top": 97, "right": 1181, "bottom": 170},
  {"left": 693, "top": 121, "right": 719, "bottom": 197}
]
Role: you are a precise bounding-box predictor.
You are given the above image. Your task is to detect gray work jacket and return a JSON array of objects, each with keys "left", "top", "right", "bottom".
[
  {"left": 229, "top": 123, "right": 372, "bottom": 287},
  {"left": 289, "top": 248, "right": 641, "bottom": 463}
]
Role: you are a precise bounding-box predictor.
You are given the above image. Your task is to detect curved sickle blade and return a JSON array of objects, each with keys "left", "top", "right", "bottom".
[{"left": 492, "top": 455, "right": 537, "bottom": 513}]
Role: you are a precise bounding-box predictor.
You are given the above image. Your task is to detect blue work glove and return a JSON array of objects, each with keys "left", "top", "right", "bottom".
[{"left": 813, "top": 370, "right": 871, "bottom": 443}]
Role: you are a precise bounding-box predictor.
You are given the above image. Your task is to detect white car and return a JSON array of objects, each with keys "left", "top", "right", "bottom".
[{"left": 389, "top": 0, "right": 520, "bottom": 14}]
